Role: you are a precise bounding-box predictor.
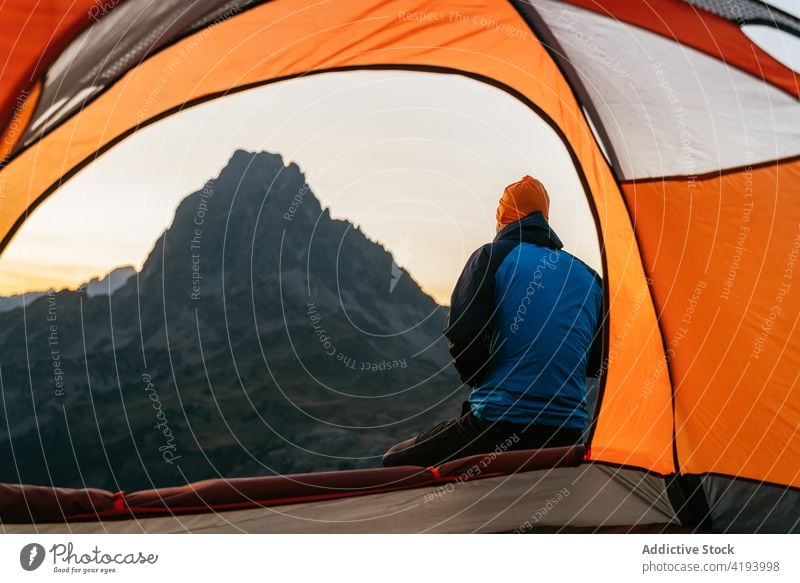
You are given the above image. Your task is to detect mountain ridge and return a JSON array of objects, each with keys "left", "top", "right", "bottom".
[
  {"left": 0, "top": 149, "right": 461, "bottom": 491},
  {"left": 0, "top": 265, "right": 136, "bottom": 314}
]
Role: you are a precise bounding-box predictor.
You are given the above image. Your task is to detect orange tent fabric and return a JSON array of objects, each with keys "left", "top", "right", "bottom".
[
  {"left": 0, "top": 80, "right": 39, "bottom": 160},
  {"left": 623, "top": 158, "right": 800, "bottom": 486},
  {"left": 0, "top": 0, "right": 797, "bottom": 490},
  {"left": 0, "top": 0, "right": 107, "bottom": 136},
  {"left": 0, "top": 0, "right": 674, "bottom": 475}
]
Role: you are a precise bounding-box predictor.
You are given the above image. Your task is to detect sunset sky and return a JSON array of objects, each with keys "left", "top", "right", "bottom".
[
  {"left": 0, "top": 71, "right": 602, "bottom": 305},
  {"left": 0, "top": 5, "right": 796, "bottom": 305}
]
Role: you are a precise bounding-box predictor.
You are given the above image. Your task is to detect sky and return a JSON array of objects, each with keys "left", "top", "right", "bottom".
[
  {"left": 0, "top": 71, "right": 601, "bottom": 305},
  {"left": 0, "top": 1, "right": 796, "bottom": 305}
]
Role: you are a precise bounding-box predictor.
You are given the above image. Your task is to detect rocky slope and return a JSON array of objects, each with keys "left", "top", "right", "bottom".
[{"left": 0, "top": 150, "right": 462, "bottom": 491}]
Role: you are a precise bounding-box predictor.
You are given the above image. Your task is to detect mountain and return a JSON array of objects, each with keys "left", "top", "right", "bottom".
[
  {"left": 0, "top": 290, "right": 46, "bottom": 314},
  {"left": 0, "top": 266, "right": 135, "bottom": 314},
  {"left": 0, "top": 150, "right": 462, "bottom": 491},
  {"left": 82, "top": 265, "right": 136, "bottom": 297}
]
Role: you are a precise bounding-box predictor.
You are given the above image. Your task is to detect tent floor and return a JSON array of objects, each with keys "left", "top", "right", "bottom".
[{"left": 3, "top": 464, "right": 678, "bottom": 534}]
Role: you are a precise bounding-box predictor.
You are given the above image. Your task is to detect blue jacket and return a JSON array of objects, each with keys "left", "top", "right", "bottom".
[{"left": 444, "top": 212, "right": 603, "bottom": 429}]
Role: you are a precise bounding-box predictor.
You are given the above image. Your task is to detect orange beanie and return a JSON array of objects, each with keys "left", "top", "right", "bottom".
[{"left": 496, "top": 175, "right": 550, "bottom": 226}]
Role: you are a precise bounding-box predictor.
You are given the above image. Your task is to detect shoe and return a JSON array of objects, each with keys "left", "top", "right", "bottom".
[{"left": 381, "top": 436, "right": 417, "bottom": 467}]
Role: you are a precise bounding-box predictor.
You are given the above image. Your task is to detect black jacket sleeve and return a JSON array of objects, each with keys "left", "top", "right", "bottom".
[
  {"left": 444, "top": 243, "right": 512, "bottom": 386},
  {"left": 586, "top": 276, "right": 606, "bottom": 379},
  {"left": 586, "top": 318, "right": 604, "bottom": 379}
]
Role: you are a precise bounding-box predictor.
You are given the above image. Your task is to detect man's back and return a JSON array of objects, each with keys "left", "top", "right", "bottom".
[
  {"left": 470, "top": 243, "right": 602, "bottom": 429},
  {"left": 383, "top": 176, "right": 602, "bottom": 468}
]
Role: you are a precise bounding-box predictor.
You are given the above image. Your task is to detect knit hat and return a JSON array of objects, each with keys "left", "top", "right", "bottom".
[{"left": 496, "top": 175, "right": 550, "bottom": 225}]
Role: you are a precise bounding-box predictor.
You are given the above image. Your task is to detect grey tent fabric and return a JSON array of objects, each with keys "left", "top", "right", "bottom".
[
  {"left": 2, "top": 463, "right": 678, "bottom": 533},
  {"left": 17, "top": 0, "right": 266, "bottom": 151},
  {"left": 702, "top": 474, "right": 800, "bottom": 533},
  {"left": 684, "top": 0, "right": 800, "bottom": 36}
]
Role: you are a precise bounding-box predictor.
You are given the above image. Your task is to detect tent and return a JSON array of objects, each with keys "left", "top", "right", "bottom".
[{"left": 0, "top": 0, "right": 798, "bottom": 533}]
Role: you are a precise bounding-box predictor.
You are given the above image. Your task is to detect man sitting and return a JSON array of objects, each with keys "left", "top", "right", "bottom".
[{"left": 382, "top": 175, "right": 603, "bottom": 467}]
